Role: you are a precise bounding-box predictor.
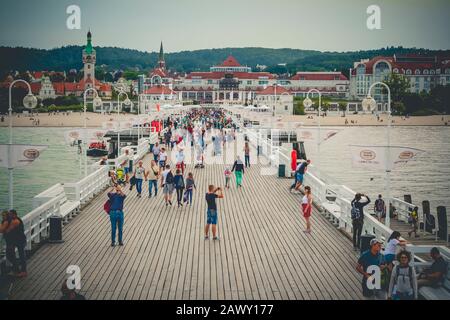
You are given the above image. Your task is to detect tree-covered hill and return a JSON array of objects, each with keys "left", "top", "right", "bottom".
[{"left": 1, "top": 45, "right": 449, "bottom": 76}]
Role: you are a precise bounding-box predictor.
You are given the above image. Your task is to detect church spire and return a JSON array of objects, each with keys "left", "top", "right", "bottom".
[
  {"left": 158, "top": 41, "right": 165, "bottom": 70},
  {"left": 85, "top": 30, "right": 93, "bottom": 54}
]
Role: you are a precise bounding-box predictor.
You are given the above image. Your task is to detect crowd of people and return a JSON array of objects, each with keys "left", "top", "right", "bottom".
[{"left": 104, "top": 108, "right": 246, "bottom": 247}]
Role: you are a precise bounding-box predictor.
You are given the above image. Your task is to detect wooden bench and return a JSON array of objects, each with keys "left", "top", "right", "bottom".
[{"left": 418, "top": 264, "right": 450, "bottom": 300}]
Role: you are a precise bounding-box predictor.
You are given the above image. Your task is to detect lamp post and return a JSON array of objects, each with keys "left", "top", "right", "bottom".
[
  {"left": 362, "top": 81, "right": 392, "bottom": 227},
  {"left": 83, "top": 87, "right": 102, "bottom": 176},
  {"left": 303, "top": 89, "right": 322, "bottom": 178},
  {"left": 8, "top": 80, "right": 38, "bottom": 209},
  {"left": 117, "top": 90, "right": 131, "bottom": 157}
]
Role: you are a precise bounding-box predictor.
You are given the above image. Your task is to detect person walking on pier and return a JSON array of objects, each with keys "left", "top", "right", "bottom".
[
  {"left": 408, "top": 206, "right": 420, "bottom": 238},
  {"left": 374, "top": 194, "right": 386, "bottom": 222},
  {"left": 184, "top": 172, "right": 196, "bottom": 206},
  {"left": 301, "top": 186, "right": 313, "bottom": 233},
  {"left": 351, "top": 193, "right": 371, "bottom": 251},
  {"left": 0, "top": 210, "right": 27, "bottom": 277},
  {"left": 133, "top": 160, "right": 145, "bottom": 198},
  {"left": 231, "top": 156, "right": 245, "bottom": 188},
  {"left": 205, "top": 185, "right": 224, "bottom": 240},
  {"left": 174, "top": 169, "right": 185, "bottom": 207},
  {"left": 244, "top": 142, "right": 250, "bottom": 168},
  {"left": 388, "top": 251, "right": 418, "bottom": 300},
  {"left": 107, "top": 185, "right": 126, "bottom": 246},
  {"left": 161, "top": 164, "right": 175, "bottom": 206},
  {"left": 224, "top": 166, "right": 232, "bottom": 189},
  {"left": 152, "top": 142, "right": 161, "bottom": 162},
  {"left": 146, "top": 160, "right": 159, "bottom": 198},
  {"left": 158, "top": 147, "right": 168, "bottom": 172}
]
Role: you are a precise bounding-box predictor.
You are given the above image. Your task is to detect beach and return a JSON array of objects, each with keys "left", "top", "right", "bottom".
[{"left": 0, "top": 112, "right": 449, "bottom": 127}]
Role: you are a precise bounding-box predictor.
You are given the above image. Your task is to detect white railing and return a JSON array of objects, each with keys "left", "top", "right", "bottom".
[
  {"left": 391, "top": 198, "right": 419, "bottom": 224},
  {"left": 64, "top": 165, "right": 110, "bottom": 205},
  {"left": 32, "top": 183, "right": 64, "bottom": 209},
  {"left": 22, "top": 195, "right": 63, "bottom": 250}
]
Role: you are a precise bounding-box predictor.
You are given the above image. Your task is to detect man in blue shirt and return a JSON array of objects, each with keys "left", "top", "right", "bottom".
[
  {"left": 107, "top": 185, "right": 126, "bottom": 247},
  {"left": 356, "top": 238, "right": 387, "bottom": 299}
]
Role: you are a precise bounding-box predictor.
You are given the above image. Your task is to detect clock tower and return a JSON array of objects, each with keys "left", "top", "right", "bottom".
[{"left": 82, "top": 30, "right": 96, "bottom": 91}]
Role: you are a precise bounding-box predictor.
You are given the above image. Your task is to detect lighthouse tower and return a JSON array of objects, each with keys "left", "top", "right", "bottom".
[{"left": 82, "top": 30, "right": 96, "bottom": 91}]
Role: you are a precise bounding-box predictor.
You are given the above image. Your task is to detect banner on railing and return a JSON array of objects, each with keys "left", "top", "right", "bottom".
[
  {"left": 64, "top": 129, "right": 108, "bottom": 145},
  {"left": 350, "top": 145, "right": 425, "bottom": 170},
  {"left": 0, "top": 144, "right": 48, "bottom": 168}
]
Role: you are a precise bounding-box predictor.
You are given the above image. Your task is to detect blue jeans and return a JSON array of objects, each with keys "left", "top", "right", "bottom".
[
  {"left": 245, "top": 155, "right": 250, "bottom": 167},
  {"left": 185, "top": 188, "right": 193, "bottom": 204},
  {"left": 135, "top": 178, "right": 143, "bottom": 194},
  {"left": 110, "top": 210, "right": 124, "bottom": 244},
  {"left": 149, "top": 179, "right": 158, "bottom": 196}
]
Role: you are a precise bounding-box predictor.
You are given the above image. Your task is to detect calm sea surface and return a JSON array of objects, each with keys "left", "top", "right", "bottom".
[
  {"left": 0, "top": 127, "right": 97, "bottom": 215},
  {"left": 0, "top": 126, "right": 449, "bottom": 216}
]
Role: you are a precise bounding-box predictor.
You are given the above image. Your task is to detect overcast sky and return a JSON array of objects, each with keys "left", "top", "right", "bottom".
[{"left": 0, "top": 0, "right": 449, "bottom": 53}]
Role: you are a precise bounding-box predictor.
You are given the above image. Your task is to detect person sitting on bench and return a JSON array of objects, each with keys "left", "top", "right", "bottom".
[{"left": 417, "top": 247, "right": 448, "bottom": 288}]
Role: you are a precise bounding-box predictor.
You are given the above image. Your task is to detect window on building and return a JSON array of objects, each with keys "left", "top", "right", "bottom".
[
  {"left": 415, "top": 69, "right": 421, "bottom": 75},
  {"left": 393, "top": 68, "right": 399, "bottom": 73},
  {"left": 406, "top": 69, "right": 412, "bottom": 75},
  {"left": 423, "top": 69, "right": 429, "bottom": 75},
  {"left": 374, "top": 61, "right": 390, "bottom": 76},
  {"left": 356, "top": 64, "right": 366, "bottom": 75},
  {"left": 247, "top": 80, "right": 252, "bottom": 85}
]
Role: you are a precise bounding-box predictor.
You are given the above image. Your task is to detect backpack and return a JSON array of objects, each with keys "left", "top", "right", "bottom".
[
  {"left": 103, "top": 199, "right": 111, "bottom": 214},
  {"left": 375, "top": 199, "right": 384, "bottom": 212},
  {"left": 165, "top": 171, "right": 174, "bottom": 184},
  {"left": 351, "top": 202, "right": 361, "bottom": 220},
  {"left": 394, "top": 265, "right": 414, "bottom": 293}
]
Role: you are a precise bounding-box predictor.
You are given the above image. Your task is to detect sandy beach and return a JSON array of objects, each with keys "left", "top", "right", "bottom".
[{"left": 0, "top": 111, "right": 449, "bottom": 128}]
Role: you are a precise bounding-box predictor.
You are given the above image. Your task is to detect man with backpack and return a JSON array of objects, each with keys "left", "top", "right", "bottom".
[
  {"left": 388, "top": 251, "right": 418, "bottom": 300},
  {"left": 374, "top": 194, "right": 386, "bottom": 222},
  {"left": 161, "top": 164, "right": 175, "bottom": 206},
  {"left": 351, "top": 193, "right": 371, "bottom": 251}
]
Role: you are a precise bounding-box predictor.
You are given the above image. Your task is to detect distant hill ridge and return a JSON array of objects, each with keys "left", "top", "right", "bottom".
[{"left": 1, "top": 45, "right": 449, "bottom": 75}]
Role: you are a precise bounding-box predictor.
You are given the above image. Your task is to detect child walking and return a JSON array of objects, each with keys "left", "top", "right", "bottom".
[
  {"left": 184, "top": 172, "right": 196, "bottom": 206},
  {"left": 224, "top": 166, "right": 231, "bottom": 189}
]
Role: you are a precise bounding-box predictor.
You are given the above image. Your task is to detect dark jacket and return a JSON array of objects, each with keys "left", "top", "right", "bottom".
[
  {"left": 351, "top": 196, "right": 371, "bottom": 222},
  {"left": 231, "top": 161, "right": 245, "bottom": 173}
]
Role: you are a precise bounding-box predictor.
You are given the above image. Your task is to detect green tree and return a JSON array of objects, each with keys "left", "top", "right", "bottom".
[
  {"left": 383, "top": 73, "right": 410, "bottom": 103},
  {"left": 338, "top": 101, "right": 347, "bottom": 117}
]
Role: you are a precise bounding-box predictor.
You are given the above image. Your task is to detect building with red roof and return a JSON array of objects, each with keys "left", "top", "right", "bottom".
[
  {"left": 254, "top": 85, "right": 293, "bottom": 116},
  {"left": 349, "top": 55, "right": 450, "bottom": 106}
]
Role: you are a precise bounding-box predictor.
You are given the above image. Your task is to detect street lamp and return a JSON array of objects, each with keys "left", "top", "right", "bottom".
[
  {"left": 8, "top": 80, "right": 37, "bottom": 209},
  {"left": 83, "top": 87, "right": 102, "bottom": 176},
  {"left": 362, "top": 81, "right": 392, "bottom": 227},
  {"left": 303, "top": 89, "right": 322, "bottom": 178},
  {"left": 117, "top": 90, "right": 131, "bottom": 156}
]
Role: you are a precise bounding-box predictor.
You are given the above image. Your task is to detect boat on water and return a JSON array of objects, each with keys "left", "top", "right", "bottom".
[{"left": 87, "top": 140, "right": 108, "bottom": 157}]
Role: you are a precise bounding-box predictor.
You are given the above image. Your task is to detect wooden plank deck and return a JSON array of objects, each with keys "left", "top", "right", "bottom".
[{"left": 10, "top": 143, "right": 365, "bottom": 300}]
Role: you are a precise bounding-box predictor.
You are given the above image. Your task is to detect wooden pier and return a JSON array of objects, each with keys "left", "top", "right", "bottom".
[{"left": 10, "top": 146, "right": 366, "bottom": 300}]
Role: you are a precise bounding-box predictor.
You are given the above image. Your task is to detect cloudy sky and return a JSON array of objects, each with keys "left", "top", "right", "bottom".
[{"left": 0, "top": 0, "right": 449, "bottom": 53}]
